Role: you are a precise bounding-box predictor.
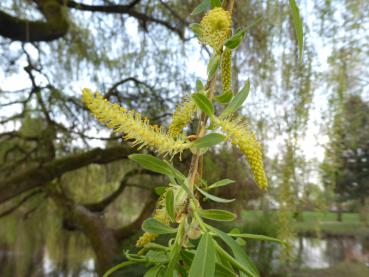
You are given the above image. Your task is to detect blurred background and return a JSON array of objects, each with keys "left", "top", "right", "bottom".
[{"left": 0, "top": 0, "right": 368, "bottom": 276}]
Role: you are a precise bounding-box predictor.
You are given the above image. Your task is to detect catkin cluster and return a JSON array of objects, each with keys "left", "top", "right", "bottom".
[
  {"left": 199, "top": 7, "right": 232, "bottom": 51},
  {"left": 82, "top": 88, "right": 191, "bottom": 158},
  {"left": 168, "top": 98, "right": 196, "bottom": 138},
  {"left": 221, "top": 48, "right": 232, "bottom": 93},
  {"left": 214, "top": 117, "right": 268, "bottom": 189}
]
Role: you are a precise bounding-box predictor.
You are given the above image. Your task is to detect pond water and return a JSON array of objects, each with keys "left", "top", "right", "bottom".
[{"left": 1, "top": 232, "right": 368, "bottom": 276}]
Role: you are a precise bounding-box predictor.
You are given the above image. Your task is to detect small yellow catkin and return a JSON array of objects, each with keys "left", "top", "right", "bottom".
[
  {"left": 214, "top": 117, "right": 268, "bottom": 189},
  {"left": 82, "top": 88, "right": 191, "bottom": 158},
  {"left": 199, "top": 7, "right": 232, "bottom": 51},
  {"left": 221, "top": 48, "right": 232, "bottom": 93},
  {"left": 168, "top": 98, "right": 196, "bottom": 138}
]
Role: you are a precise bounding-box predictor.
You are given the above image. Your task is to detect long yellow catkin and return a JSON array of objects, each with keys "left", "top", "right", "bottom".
[
  {"left": 214, "top": 117, "right": 268, "bottom": 189},
  {"left": 221, "top": 48, "right": 232, "bottom": 93},
  {"left": 168, "top": 98, "right": 196, "bottom": 138},
  {"left": 82, "top": 88, "right": 191, "bottom": 157}
]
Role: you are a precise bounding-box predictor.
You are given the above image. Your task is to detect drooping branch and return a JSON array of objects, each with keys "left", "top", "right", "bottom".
[
  {"left": 0, "top": 189, "right": 43, "bottom": 218},
  {"left": 61, "top": 0, "right": 184, "bottom": 38},
  {"left": 0, "top": 0, "right": 69, "bottom": 42},
  {"left": 84, "top": 169, "right": 159, "bottom": 212},
  {"left": 0, "top": 146, "right": 134, "bottom": 204},
  {"left": 47, "top": 188, "right": 120, "bottom": 275}
]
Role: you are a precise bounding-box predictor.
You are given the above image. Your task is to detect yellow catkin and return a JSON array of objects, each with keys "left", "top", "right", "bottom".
[
  {"left": 168, "top": 98, "right": 196, "bottom": 138},
  {"left": 221, "top": 48, "right": 232, "bottom": 93},
  {"left": 82, "top": 88, "right": 191, "bottom": 158},
  {"left": 199, "top": 7, "right": 232, "bottom": 51},
  {"left": 214, "top": 117, "right": 268, "bottom": 189}
]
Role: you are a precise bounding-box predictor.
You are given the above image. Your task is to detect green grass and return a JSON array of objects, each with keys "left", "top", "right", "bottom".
[{"left": 240, "top": 210, "right": 369, "bottom": 237}]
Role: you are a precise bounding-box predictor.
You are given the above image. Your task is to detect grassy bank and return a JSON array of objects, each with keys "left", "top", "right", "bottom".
[{"left": 241, "top": 210, "right": 369, "bottom": 237}]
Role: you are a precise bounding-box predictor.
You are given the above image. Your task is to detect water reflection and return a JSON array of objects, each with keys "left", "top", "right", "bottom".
[{"left": 1, "top": 229, "right": 368, "bottom": 276}]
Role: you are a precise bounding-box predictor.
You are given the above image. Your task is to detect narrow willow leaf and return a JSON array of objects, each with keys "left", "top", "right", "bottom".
[
  {"left": 144, "top": 265, "right": 163, "bottom": 277},
  {"left": 192, "top": 93, "right": 214, "bottom": 116},
  {"left": 196, "top": 186, "right": 235, "bottom": 203},
  {"left": 214, "top": 242, "right": 256, "bottom": 277},
  {"left": 154, "top": 186, "right": 167, "bottom": 196},
  {"left": 188, "top": 233, "right": 216, "bottom": 277},
  {"left": 142, "top": 218, "right": 177, "bottom": 235},
  {"left": 208, "top": 54, "right": 220, "bottom": 80},
  {"left": 164, "top": 160, "right": 186, "bottom": 180},
  {"left": 191, "top": 0, "right": 210, "bottom": 15},
  {"left": 129, "top": 154, "right": 174, "bottom": 177},
  {"left": 224, "top": 29, "right": 247, "bottom": 49},
  {"left": 210, "top": 0, "right": 221, "bottom": 8},
  {"left": 198, "top": 209, "right": 237, "bottom": 221},
  {"left": 215, "top": 262, "right": 238, "bottom": 277},
  {"left": 220, "top": 80, "right": 250, "bottom": 118},
  {"left": 208, "top": 179, "right": 235, "bottom": 190},
  {"left": 224, "top": 18, "right": 262, "bottom": 49},
  {"left": 289, "top": 0, "right": 303, "bottom": 62},
  {"left": 191, "top": 133, "right": 225, "bottom": 148},
  {"left": 215, "top": 90, "right": 233, "bottom": 104},
  {"left": 166, "top": 189, "right": 175, "bottom": 221},
  {"left": 181, "top": 250, "right": 195, "bottom": 267},
  {"left": 208, "top": 226, "right": 259, "bottom": 277},
  {"left": 228, "top": 233, "right": 285, "bottom": 244},
  {"left": 146, "top": 250, "right": 169, "bottom": 263},
  {"left": 190, "top": 23, "right": 202, "bottom": 37},
  {"left": 196, "top": 79, "right": 204, "bottom": 91}
]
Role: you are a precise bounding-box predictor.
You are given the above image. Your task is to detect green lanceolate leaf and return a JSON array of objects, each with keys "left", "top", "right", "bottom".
[
  {"left": 154, "top": 186, "right": 167, "bottom": 196},
  {"left": 188, "top": 233, "right": 216, "bottom": 277},
  {"left": 198, "top": 209, "right": 237, "bottom": 221},
  {"left": 191, "top": 133, "right": 225, "bottom": 148},
  {"left": 190, "top": 23, "right": 202, "bottom": 37},
  {"left": 208, "top": 54, "right": 220, "bottom": 80},
  {"left": 224, "top": 29, "right": 247, "bottom": 49},
  {"left": 208, "top": 179, "right": 235, "bottom": 190},
  {"left": 215, "top": 90, "right": 233, "bottom": 104},
  {"left": 208, "top": 226, "right": 259, "bottom": 277},
  {"left": 228, "top": 233, "right": 285, "bottom": 245},
  {"left": 289, "top": 0, "right": 303, "bottom": 62},
  {"left": 165, "top": 189, "right": 175, "bottom": 221},
  {"left": 144, "top": 265, "right": 163, "bottom": 277},
  {"left": 224, "top": 18, "right": 262, "bottom": 49},
  {"left": 142, "top": 218, "right": 177, "bottom": 235},
  {"left": 191, "top": 0, "right": 210, "bottom": 15},
  {"left": 215, "top": 262, "right": 238, "bottom": 277},
  {"left": 220, "top": 80, "right": 250, "bottom": 118},
  {"left": 210, "top": 0, "right": 221, "bottom": 8},
  {"left": 196, "top": 186, "right": 235, "bottom": 203},
  {"left": 192, "top": 93, "right": 214, "bottom": 116},
  {"left": 129, "top": 154, "right": 174, "bottom": 177},
  {"left": 196, "top": 79, "right": 204, "bottom": 91}
]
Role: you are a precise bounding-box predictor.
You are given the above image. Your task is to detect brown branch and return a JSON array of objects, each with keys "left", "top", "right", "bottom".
[
  {"left": 0, "top": 146, "right": 134, "bottom": 205},
  {"left": 84, "top": 169, "right": 158, "bottom": 212},
  {"left": 0, "top": 189, "right": 43, "bottom": 218},
  {"left": 62, "top": 0, "right": 184, "bottom": 39},
  {"left": 0, "top": 0, "right": 69, "bottom": 42}
]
